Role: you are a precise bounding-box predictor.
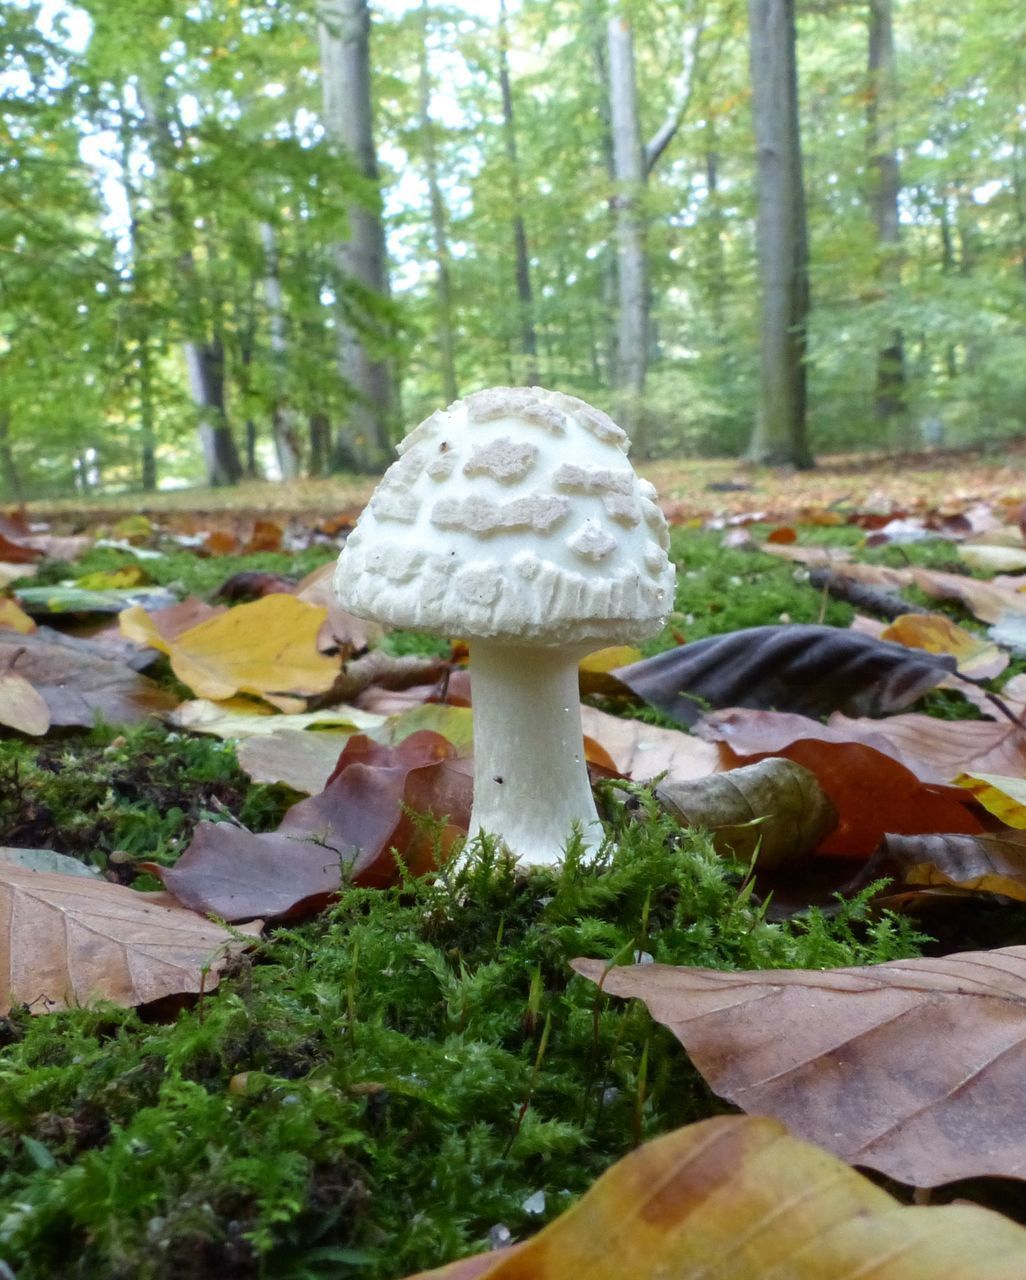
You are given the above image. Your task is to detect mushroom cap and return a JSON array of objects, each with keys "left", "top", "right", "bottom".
[{"left": 334, "top": 387, "right": 676, "bottom": 647}]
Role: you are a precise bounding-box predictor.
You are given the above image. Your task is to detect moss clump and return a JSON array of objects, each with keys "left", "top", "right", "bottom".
[{"left": 0, "top": 813, "right": 926, "bottom": 1280}]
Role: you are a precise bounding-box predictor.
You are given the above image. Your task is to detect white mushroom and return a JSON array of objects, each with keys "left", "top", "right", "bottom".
[{"left": 333, "top": 386, "right": 676, "bottom": 865}]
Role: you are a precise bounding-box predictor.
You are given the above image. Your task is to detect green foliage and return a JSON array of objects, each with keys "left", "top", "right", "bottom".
[{"left": 0, "top": 819, "right": 925, "bottom": 1280}]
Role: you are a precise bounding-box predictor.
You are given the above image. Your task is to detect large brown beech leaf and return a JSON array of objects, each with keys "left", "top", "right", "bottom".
[
  {"left": 614, "top": 625, "right": 955, "bottom": 727},
  {"left": 0, "top": 866, "right": 261, "bottom": 1015},
  {"left": 161, "top": 732, "right": 472, "bottom": 920},
  {"left": 573, "top": 947, "right": 1026, "bottom": 1186},
  {"left": 405, "top": 1116, "right": 1026, "bottom": 1280}
]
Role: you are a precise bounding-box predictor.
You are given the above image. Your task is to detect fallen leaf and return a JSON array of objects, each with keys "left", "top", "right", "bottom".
[
  {"left": 167, "top": 697, "right": 384, "bottom": 740},
  {"left": 0, "top": 599, "right": 36, "bottom": 633},
  {"left": 75, "top": 565, "right": 152, "bottom": 591},
  {"left": 877, "top": 830, "right": 1026, "bottom": 902},
  {"left": 615, "top": 626, "right": 955, "bottom": 727},
  {"left": 911, "top": 567, "right": 1026, "bottom": 624},
  {"left": 0, "top": 671, "right": 50, "bottom": 735},
  {"left": 955, "top": 772, "right": 1026, "bottom": 828},
  {"left": 0, "top": 847, "right": 100, "bottom": 878},
  {"left": 579, "top": 706, "right": 727, "bottom": 782},
  {"left": 572, "top": 945, "right": 1026, "bottom": 1186},
  {"left": 702, "top": 706, "right": 1026, "bottom": 787},
  {"left": 236, "top": 729, "right": 352, "bottom": 794},
  {"left": 958, "top": 544, "right": 1026, "bottom": 573},
  {"left": 162, "top": 732, "right": 473, "bottom": 920},
  {"left": 406, "top": 1115, "right": 1026, "bottom": 1280},
  {"left": 16, "top": 585, "right": 178, "bottom": 616},
  {"left": 881, "top": 613, "right": 1008, "bottom": 679},
  {"left": 212, "top": 570, "right": 298, "bottom": 601},
  {"left": 0, "top": 865, "right": 261, "bottom": 1015},
  {"left": 0, "top": 632, "right": 177, "bottom": 727},
  {"left": 295, "top": 561, "right": 387, "bottom": 651},
  {"left": 578, "top": 646, "right": 642, "bottom": 696},
  {"left": 381, "top": 704, "right": 475, "bottom": 754},
  {"left": 120, "top": 597, "right": 226, "bottom": 645},
  {"left": 697, "top": 713, "right": 984, "bottom": 856},
  {"left": 121, "top": 594, "right": 339, "bottom": 702},
  {"left": 0, "top": 562, "right": 36, "bottom": 589},
  {"left": 655, "top": 758, "right": 837, "bottom": 870},
  {"left": 757, "top": 542, "right": 854, "bottom": 566}
]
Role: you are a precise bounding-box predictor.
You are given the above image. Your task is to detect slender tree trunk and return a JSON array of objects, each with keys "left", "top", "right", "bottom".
[
  {"left": 498, "top": 0, "right": 538, "bottom": 385},
  {"left": 260, "top": 222, "right": 302, "bottom": 480},
  {"left": 184, "top": 338, "right": 240, "bottom": 486},
  {"left": 867, "top": 0, "right": 906, "bottom": 429},
  {"left": 309, "top": 412, "right": 331, "bottom": 477},
  {"left": 418, "top": 2, "right": 458, "bottom": 403},
  {"left": 138, "top": 339, "right": 157, "bottom": 491},
  {"left": 318, "top": 0, "right": 394, "bottom": 470},
  {"left": 0, "top": 410, "right": 21, "bottom": 503},
  {"left": 118, "top": 114, "right": 158, "bottom": 492},
  {"left": 607, "top": 4, "right": 648, "bottom": 447},
  {"left": 746, "top": 0, "right": 814, "bottom": 467},
  {"left": 139, "top": 86, "right": 242, "bottom": 485}
]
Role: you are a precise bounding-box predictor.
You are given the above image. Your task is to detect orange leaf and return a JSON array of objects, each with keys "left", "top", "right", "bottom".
[
  {"left": 407, "top": 1115, "right": 1026, "bottom": 1279},
  {"left": 882, "top": 612, "right": 1007, "bottom": 678}
]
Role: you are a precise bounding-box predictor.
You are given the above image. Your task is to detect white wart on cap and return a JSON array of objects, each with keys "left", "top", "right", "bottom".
[{"left": 334, "top": 386, "right": 675, "bottom": 647}]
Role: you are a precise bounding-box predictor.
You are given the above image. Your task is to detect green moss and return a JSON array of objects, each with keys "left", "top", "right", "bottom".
[{"left": 0, "top": 820, "right": 926, "bottom": 1280}]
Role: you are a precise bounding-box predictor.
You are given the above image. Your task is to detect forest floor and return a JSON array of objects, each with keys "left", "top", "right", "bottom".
[
  {"left": 2, "top": 442, "right": 1026, "bottom": 1278},
  {"left": 29, "top": 439, "right": 1026, "bottom": 525}
]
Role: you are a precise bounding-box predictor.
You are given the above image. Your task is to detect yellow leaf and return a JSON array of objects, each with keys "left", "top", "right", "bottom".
[
  {"left": 882, "top": 612, "right": 1007, "bottom": 678},
  {"left": 408, "top": 1115, "right": 1026, "bottom": 1280},
  {"left": 0, "top": 598, "right": 36, "bottom": 634},
  {"left": 75, "top": 565, "right": 150, "bottom": 591},
  {"left": 955, "top": 772, "right": 1026, "bottom": 829},
  {"left": 122, "top": 595, "right": 339, "bottom": 702},
  {"left": 579, "top": 645, "right": 641, "bottom": 695}
]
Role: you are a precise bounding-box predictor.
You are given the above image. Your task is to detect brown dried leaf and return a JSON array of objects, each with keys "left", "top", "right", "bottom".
[
  {"left": 162, "top": 732, "right": 473, "bottom": 920},
  {"left": 0, "top": 631, "right": 177, "bottom": 727},
  {"left": 579, "top": 705, "right": 727, "bottom": 782},
  {"left": 878, "top": 830, "right": 1026, "bottom": 902},
  {"left": 655, "top": 758, "right": 837, "bottom": 870},
  {"left": 0, "top": 865, "right": 261, "bottom": 1015},
  {"left": 572, "top": 946, "right": 1026, "bottom": 1185},
  {"left": 407, "top": 1116, "right": 1026, "bottom": 1280}
]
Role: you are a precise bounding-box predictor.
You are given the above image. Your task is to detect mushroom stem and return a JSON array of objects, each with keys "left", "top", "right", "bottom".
[{"left": 467, "top": 639, "right": 602, "bottom": 865}]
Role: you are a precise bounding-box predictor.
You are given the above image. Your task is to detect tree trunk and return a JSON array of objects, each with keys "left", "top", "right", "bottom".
[
  {"left": 418, "top": 1, "right": 458, "bottom": 404},
  {"left": 309, "top": 412, "right": 331, "bottom": 477},
  {"left": 139, "top": 85, "right": 242, "bottom": 485},
  {"left": 867, "top": 0, "right": 906, "bottom": 429},
  {"left": 0, "top": 410, "right": 21, "bottom": 503},
  {"left": 260, "top": 222, "right": 302, "bottom": 480},
  {"left": 318, "top": 0, "right": 394, "bottom": 470},
  {"left": 498, "top": 0, "right": 538, "bottom": 385},
  {"left": 185, "top": 339, "right": 241, "bottom": 487},
  {"left": 746, "top": 0, "right": 814, "bottom": 468},
  {"left": 607, "top": 3, "right": 648, "bottom": 447},
  {"left": 138, "top": 339, "right": 157, "bottom": 492}
]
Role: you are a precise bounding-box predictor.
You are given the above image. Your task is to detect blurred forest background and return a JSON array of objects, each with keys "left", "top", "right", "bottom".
[{"left": 1, "top": 0, "right": 1024, "bottom": 500}]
